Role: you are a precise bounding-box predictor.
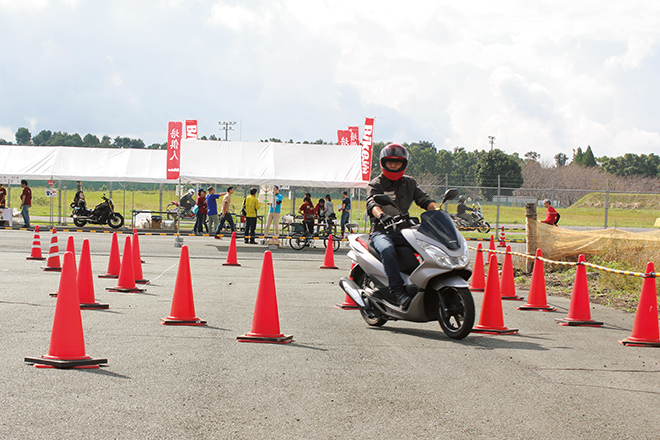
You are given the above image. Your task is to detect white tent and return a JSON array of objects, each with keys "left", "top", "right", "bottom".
[{"left": 0, "top": 140, "right": 369, "bottom": 187}]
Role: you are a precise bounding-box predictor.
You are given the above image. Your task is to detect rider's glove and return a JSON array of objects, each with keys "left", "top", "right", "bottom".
[{"left": 378, "top": 213, "right": 395, "bottom": 229}]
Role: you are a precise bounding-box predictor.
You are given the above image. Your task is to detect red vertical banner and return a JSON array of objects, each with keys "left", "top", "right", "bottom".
[
  {"left": 167, "top": 121, "right": 183, "bottom": 180},
  {"left": 348, "top": 126, "right": 359, "bottom": 146},
  {"left": 361, "top": 118, "right": 374, "bottom": 181},
  {"left": 185, "top": 119, "right": 198, "bottom": 139},
  {"left": 337, "top": 130, "right": 351, "bottom": 145}
]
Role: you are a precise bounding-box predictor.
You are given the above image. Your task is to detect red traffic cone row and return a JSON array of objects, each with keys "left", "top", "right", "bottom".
[
  {"left": 473, "top": 253, "right": 518, "bottom": 335},
  {"left": 222, "top": 231, "right": 241, "bottom": 266},
  {"left": 78, "top": 239, "right": 109, "bottom": 309},
  {"left": 238, "top": 250, "right": 293, "bottom": 343},
  {"left": 132, "top": 231, "right": 149, "bottom": 284},
  {"left": 555, "top": 255, "right": 602, "bottom": 326},
  {"left": 42, "top": 228, "right": 62, "bottom": 272},
  {"left": 518, "top": 249, "right": 557, "bottom": 312},
  {"left": 50, "top": 236, "right": 76, "bottom": 298},
  {"left": 335, "top": 263, "right": 360, "bottom": 310},
  {"left": 26, "top": 225, "right": 46, "bottom": 260},
  {"left": 500, "top": 245, "right": 524, "bottom": 301},
  {"left": 320, "top": 234, "right": 339, "bottom": 269},
  {"left": 161, "top": 245, "right": 206, "bottom": 325},
  {"left": 469, "top": 243, "right": 486, "bottom": 291},
  {"left": 98, "top": 232, "right": 121, "bottom": 278},
  {"left": 106, "top": 236, "right": 145, "bottom": 293},
  {"left": 619, "top": 262, "right": 660, "bottom": 346},
  {"left": 25, "top": 251, "right": 107, "bottom": 369}
]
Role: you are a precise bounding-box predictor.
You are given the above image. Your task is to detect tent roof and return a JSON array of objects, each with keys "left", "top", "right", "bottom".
[{"left": 0, "top": 141, "right": 369, "bottom": 187}]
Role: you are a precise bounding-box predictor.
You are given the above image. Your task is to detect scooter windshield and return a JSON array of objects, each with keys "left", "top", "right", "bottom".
[{"left": 417, "top": 210, "right": 462, "bottom": 250}]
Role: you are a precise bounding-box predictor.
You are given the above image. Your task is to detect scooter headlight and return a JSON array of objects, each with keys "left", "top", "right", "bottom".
[{"left": 416, "top": 239, "right": 470, "bottom": 269}]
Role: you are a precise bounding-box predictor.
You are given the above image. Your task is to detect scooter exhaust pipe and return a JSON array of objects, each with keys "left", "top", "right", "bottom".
[{"left": 339, "top": 277, "right": 366, "bottom": 308}]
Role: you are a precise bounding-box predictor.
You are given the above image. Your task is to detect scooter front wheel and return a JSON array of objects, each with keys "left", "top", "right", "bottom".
[
  {"left": 437, "top": 286, "right": 475, "bottom": 339},
  {"left": 73, "top": 217, "right": 87, "bottom": 227},
  {"left": 477, "top": 222, "right": 490, "bottom": 234}
]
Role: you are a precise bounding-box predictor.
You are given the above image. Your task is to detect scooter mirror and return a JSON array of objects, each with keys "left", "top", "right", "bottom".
[
  {"left": 373, "top": 194, "right": 395, "bottom": 206},
  {"left": 442, "top": 188, "right": 459, "bottom": 204}
]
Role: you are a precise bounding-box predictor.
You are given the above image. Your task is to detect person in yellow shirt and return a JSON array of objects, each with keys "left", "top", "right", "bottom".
[{"left": 244, "top": 187, "right": 261, "bottom": 244}]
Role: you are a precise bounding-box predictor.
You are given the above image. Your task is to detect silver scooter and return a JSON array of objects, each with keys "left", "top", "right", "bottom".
[{"left": 339, "top": 189, "right": 475, "bottom": 339}]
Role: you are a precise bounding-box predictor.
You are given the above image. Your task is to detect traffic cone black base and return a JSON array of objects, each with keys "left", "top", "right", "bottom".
[
  {"left": 471, "top": 327, "right": 519, "bottom": 335},
  {"left": 42, "top": 267, "right": 62, "bottom": 272},
  {"left": 80, "top": 302, "right": 110, "bottom": 310},
  {"left": 619, "top": 339, "right": 660, "bottom": 347},
  {"left": 517, "top": 305, "right": 557, "bottom": 312},
  {"left": 555, "top": 317, "right": 603, "bottom": 327},
  {"left": 106, "top": 286, "right": 145, "bottom": 293},
  {"left": 236, "top": 334, "right": 293, "bottom": 344},
  {"left": 161, "top": 317, "right": 207, "bottom": 326},
  {"left": 24, "top": 356, "right": 107, "bottom": 369}
]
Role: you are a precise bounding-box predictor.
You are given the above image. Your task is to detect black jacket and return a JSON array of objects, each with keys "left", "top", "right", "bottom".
[{"left": 366, "top": 174, "right": 434, "bottom": 232}]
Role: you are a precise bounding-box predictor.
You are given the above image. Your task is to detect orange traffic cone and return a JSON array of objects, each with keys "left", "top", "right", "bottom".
[
  {"left": 469, "top": 243, "right": 486, "bottom": 291},
  {"left": 472, "top": 253, "right": 518, "bottom": 335},
  {"left": 42, "top": 228, "right": 62, "bottom": 272},
  {"left": 489, "top": 235, "right": 495, "bottom": 252},
  {"left": 555, "top": 255, "right": 602, "bottom": 326},
  {"left": 320, "top": 234, "right": 339, "bottom": 269},
  {"left": 222, "top": 231, "right": 241, "bottom": 266},
  {"left": 500, "top": 245, "right": 524, "bottom": 301},
  {"left": 25, "top": 251, "right": 107, "bottom": 369},
  {"left": 98, "top": 232, "right": 120, "bottom": 278},
  {"left": 50, "top": 236, "right": 76, "bottom": 298},
  {"left": 161, "top": 245, "right": 206, "bottom": 325},
  {"left": 106, "top": 236, "right": 145, "bottom": 293},
  {"left": 498, "top": 227, "right": 506, "bottom": 247},
  {"left": 78, "top": 239, "right": 109, "bottom": 309},
  {"left": 335, "top": 263, "right": 360, "bottom": 310},
  {"left": 26, "top": 225, "right": 46, "bottom": 260},
  {"left": 518, "top": 249, "right": 557, "bottom": 312},
  {"left": 238, "top": 250, "right": 293, "bottom": 343},
  {"left": 619, "top": 262, "right": 660, "bottom": 347},
  {"left": 133, "top": 231, "right": 149, "bottom": 284}
]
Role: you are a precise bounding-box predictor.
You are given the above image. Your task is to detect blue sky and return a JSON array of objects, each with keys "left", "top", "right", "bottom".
[{"left": 1, "top": 0, "right": 658, "bottom": 163}]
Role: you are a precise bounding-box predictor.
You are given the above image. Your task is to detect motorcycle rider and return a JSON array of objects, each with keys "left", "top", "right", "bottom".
[
  {"left": 366, "top": 143, "right": 437, "bottom": 309},
  {"left": 456, "top": 195, "right": 474, "bottom": 225}
]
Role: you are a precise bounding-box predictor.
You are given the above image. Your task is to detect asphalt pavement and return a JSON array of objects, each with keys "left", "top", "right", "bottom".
[{"left": 1, "top": 229, "right": 659, "bottom": 439}]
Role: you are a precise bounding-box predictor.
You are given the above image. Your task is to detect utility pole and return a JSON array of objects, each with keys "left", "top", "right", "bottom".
[
  {"left": 488, "top": 136, "right": 495, "bottom": 151},
  {"left": 218, "top": 121, "right": 236, "bottom": 141}
]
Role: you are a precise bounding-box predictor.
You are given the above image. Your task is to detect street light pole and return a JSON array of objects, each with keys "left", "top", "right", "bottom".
[{"left": 219, "top": 121, "right": 237, "bottom": 141}]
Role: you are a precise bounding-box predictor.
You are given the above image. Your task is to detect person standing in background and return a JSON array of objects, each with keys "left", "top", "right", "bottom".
[
  {"left": 244, "top": 187, "right": 261, "bottom": 244},
  {"left": 338, "top": 190, "right": 351, "bottom": 237},
  {"left": 0, "top": 182, "right": 6, "bottom": 209},
  {"left": 193, "top": 188, "right": 207, "bottom": 235},
  {"left": 264, "top": 185, "right": 283, "bottom": 244},
  {"left": 20, "top": 179, "right": 31, "bottom": 228},
  {"left": 206, "top": 187, "right": 221, "bottom": 236}
]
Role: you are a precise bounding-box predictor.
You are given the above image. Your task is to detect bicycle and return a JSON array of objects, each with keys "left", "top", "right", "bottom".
[{"left": 289, "top": 231, "right": 341, "bottom": 251}]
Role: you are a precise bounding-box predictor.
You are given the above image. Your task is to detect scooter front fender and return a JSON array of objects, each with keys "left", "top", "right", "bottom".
[{"left": 427, "top": 275, "right": 470, "bottom": 291}]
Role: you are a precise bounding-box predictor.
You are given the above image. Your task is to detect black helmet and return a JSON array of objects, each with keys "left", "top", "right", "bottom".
[{"left": 379, "top": 143, "right": 409, "bottom": 180}]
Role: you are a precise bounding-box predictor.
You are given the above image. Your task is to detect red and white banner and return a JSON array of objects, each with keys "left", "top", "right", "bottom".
[
  {"left": 167, "top": 121, "right": 183, "bottom": 180},
  {"left": 185, "top": 119, "right": 198, "bottom": 139},
  {"left": 337, "top": 130, "right": 351, "bottom": 146},
  {"left": 361, "top": 118, "right": 374, "bottom": 181},
  {"left": 348, "top": 126, "right": 359, "bottom": 146}
]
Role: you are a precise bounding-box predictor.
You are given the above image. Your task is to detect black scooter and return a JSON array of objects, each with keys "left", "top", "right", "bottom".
[{"left": 71, "top": 194, "right": 124, "bottom": 229}]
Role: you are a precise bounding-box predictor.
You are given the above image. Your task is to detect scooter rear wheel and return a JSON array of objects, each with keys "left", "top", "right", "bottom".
[
  {"left": 353, "top": 270, "right": 388, "bottom": 327},
  {"left": 437, "top": 286, "right": 474, "bottom": 339}
]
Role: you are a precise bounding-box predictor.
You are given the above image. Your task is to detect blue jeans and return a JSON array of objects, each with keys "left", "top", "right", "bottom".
[
  {"left": 194, "top": 212, "right": 207, "bottom": 234},
  {"left": 340, "top": 211, "right": 350, "bottom": 234},
  {"left": 370, "top": 230, "right": 408, "bottom": 289},
  {"left": 21, "top": 205, "right": 30, "bottom": 227}
]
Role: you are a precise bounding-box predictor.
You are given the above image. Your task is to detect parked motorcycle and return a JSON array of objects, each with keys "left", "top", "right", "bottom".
[
  {"left": 450, "top": 202, "right": 490, "bottom": 233},
  {"left": 71, "top": 195, "right": 124, "bottom": 229},
  {"left": 339, "top": 189, "right": 475, "bottom": 340}
]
